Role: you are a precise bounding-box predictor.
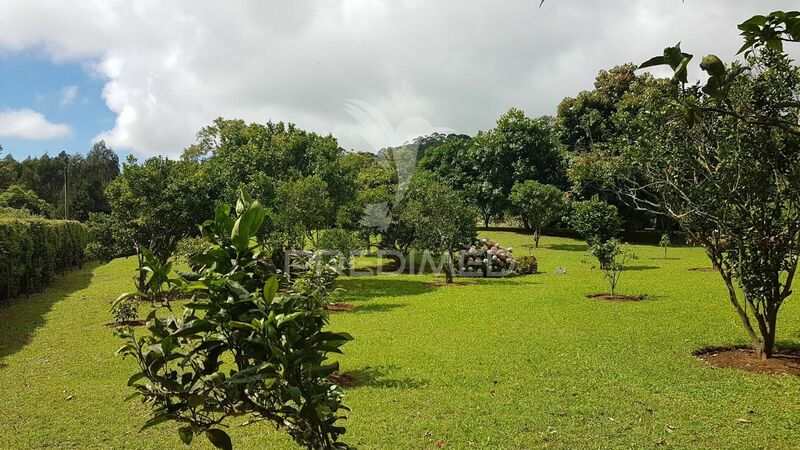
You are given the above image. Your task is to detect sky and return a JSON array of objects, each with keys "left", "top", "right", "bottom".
[{"left": 0, "top": 0, "right": 797, "bottom": 159}]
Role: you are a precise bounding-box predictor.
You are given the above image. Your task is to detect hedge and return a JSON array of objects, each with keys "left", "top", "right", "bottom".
[{"left": 0, "top": 217, "right": 89, "bottom": 303}]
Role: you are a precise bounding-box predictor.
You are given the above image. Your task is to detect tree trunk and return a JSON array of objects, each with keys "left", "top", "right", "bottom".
[
  {"left": 534, "top": 229, "right": 541, "bottom": 248},
  {"left": 483, "top": 217, "right": 490, "bottom": 228},
  {"left": 444, "top": 250, "right": 454, "bottom": 284}
]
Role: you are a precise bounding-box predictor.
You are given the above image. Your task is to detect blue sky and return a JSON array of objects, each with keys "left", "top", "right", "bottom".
[{"left": 0, "top": 52, "right": 118, "bottom": 160}]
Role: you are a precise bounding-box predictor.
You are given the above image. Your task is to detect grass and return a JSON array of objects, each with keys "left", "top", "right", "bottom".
[{"left": 1, "top": 231, "right": 799, "bottom": 449}]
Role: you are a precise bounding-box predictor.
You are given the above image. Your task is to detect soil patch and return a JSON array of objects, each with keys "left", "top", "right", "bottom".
[
  {"left": 695, "top": 346, "right": 800, "bottom": 375},
  {"left": 104, "top": 320, "right": 147, "bottom": 329},
  {"left": 329, "top": 371, "right": 359, "bottom": 388},
  {"left": 587, "top": 294, "right": 643, "bottom": 302},
  {"left": 689, "top": 267, "right": 718, "bottom": 272},
  {"left": 426, "top": 280, "right": 478, "bottom": 287},
  {"left": 325, "top": 303, "right": 356, "bottom": 313}
]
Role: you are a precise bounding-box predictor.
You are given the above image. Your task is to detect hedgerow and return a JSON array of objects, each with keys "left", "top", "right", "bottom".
[{"left": 0, "top": 217, "right": 88, "bottom": 302}]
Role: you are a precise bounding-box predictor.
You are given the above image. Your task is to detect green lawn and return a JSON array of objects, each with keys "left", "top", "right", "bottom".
[{"left": 1, "top": 232, "right": 799, "bottom": 449}]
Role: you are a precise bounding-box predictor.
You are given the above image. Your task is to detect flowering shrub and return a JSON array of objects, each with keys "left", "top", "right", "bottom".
[
  {"left": 459, "top": 238, "right": 515, "bottom": 277},
  {"left": 515, "top": 255, "right": 539, "bottom": 275}
]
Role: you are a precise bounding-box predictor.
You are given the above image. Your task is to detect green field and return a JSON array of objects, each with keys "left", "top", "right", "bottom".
[{"left": 1, "top": 231, "right": 799, "bottom": 449}]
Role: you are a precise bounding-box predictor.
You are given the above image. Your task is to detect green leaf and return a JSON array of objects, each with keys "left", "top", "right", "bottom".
[
  {"left": 172, "top": 319, "right": 216, "bottom": 338},
  {"left": 205, "top": 429, "right": 232, "bottom": 450},
  {"left": 127, "top": 372, "right": 147, "bottom": 386},
  {"left": 699, "top": 54, "right": 725, "bottom": 77},
  {"left": 263, "top": 276, "right": 279, "bottom": 302},
  {"left": 178, "top": 427, "right": 193, "bottom": 445},
  {"left": 638, "top": 55, "right": 665, "bottom": 69}
]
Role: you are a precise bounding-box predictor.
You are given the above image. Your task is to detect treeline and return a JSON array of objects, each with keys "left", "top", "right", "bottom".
[{"left": 0, "top": 141, "right": 119, "bottom": 221}]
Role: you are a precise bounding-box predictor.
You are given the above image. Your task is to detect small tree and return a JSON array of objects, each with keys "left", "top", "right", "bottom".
[
  {"left": 659, "top": 233, "right": 671, "bottom": 259},
  {"left": 623, "top": 26, "right": 800, "bottom": 358},
  {"left": 115, "top": 192, "right": 353, "bottom": 449},
  {"left": 590, "top": 238, "right": 637, "bottom": 296},
  {"left": 509, "top": 180, "right": 565, "bottom": 248},
  {"left": 396, "top": 176, "right": 477, "bottom": 283},
  {"left": 275, "top": 176, "right": 333, "bottom": 249},
  {"left": 570, "top": 197, "right": 622, "bottom": 267}
]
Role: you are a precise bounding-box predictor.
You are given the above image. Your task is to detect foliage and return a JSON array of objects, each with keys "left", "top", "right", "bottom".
[
  {"left": 515, "top": 254, "right": 539, "bottom": 275},
  {"left": 317, "top": 229, "right": 360, "bottom": 267},
  {"left": 588, "top": 238, "right": 637, "bottom": 296},
  {"left": 0, "top": 185, "right": 54, "bottom": 218},
  {"left": 0, "top": 141, "right": 119, "bottom": 220},
  {"left": 0, "top": 217, "right": 88, "bottom": 301},
  {"left": 659, "top": 233, "right": 672, "bottom": 259},
  {"left": 624, "top": 30, "right": 800, "bottom": 358},
  {"left": 569, "top": 197, "right": 621, "bottom": 245},
  {"left": 102, "top": 155, "right": 210, "bottom": 275},
  {"left": 508, "top": 180, "right": 564, "bottom": 247},
  {"left": 395, "top": 174, "right": 477, "bottom": 283},
  {"left": 275, "top": 176, "right": 333, "bottom": 249},
  {"left": 115, "top": 192, "right": 352, "bottom": 449},
  {"left": 112, "top": 299, "right": 139, "bottom": 323}
]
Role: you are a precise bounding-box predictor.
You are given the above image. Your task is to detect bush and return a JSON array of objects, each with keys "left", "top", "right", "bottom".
[
  {"left": 115, "top": 192, "right": 353, "bottom": 449},
  {"left": 570, "top": 197, "right": 621, "bottom": 245},
  {"left": 0, "top": 217, "right": 88, "bottom": 301},
  {"left": 515, "top": 255, "right": 539, "bottom": 275},
  {"left": 317, "top": 228, "right": 360, "bottom": 266}
]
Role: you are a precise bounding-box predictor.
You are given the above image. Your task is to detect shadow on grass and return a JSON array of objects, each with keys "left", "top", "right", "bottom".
[
  {"left": 337, "top": 278, "right": 435, "bottom": 303},
  {"left": 624, "top": 265, "right": 660, "bottom": 271},
  {"left": 0, "top": 262, "right": 98, "bottom": 369},
  {"left": 353, "top": 302, "right": 408, "bottom": 314},
  {"left": 343, "top": 365, "right": 427, "bottom": 389},
  {"left": 547, "top": 244, "right": 587, "bottom": 252}
]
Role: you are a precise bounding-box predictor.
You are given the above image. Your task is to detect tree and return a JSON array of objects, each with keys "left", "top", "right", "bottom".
[
  {"left": 116, "top": 193, "right": 353, "bottom": 449},
  {"left": 619, "top": 26, "right": 800, "bottom": 358},
  {"left": 570, "top": 197, "right": 621, "bottom": 245},
  {"left": 396, "top": 175, "right": 477, "bottom": 283},
  {"left": 508, "top": 180, "right": 564, "bottom": 248},
  {"left": 659, "top": 233, "right": 671, "bottom": 259},
  {"left": 275, "top": 176, "right": 333, "bottom": 249},
  {"left": 590, "top": 238, "right": 637, "bottom": 296},
  {"left": 0, "top": 184, "right": 53, "bottom": 217},
  {"left": 102, "top": 156, "right": 209, "bottom": 289}
]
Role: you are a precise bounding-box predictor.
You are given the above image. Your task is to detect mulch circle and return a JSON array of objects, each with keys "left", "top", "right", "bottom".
[
  {"left": 426, "top": 280, "right": 478, "bottom": 287},
  {"left": 104, "top": 320, "right": 147, "bottom": 329},
  {"left": 325, "top": 303, "right": 356, "bottom": 313},
  {"left": 694, "top": 346, "right": 800, "bottom": 375},
  {"left": 689, "top": 267, "right": 718, "bottom": 272},
  {"left": 329, "top": 371, "right": 358, "bottom": 388},
  {"left": 587, "top": 294, "right": 644, "bottom": 302}
]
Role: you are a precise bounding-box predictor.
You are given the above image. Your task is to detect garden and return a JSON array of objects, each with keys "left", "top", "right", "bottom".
[{"left": 1, "top": 8, "right": 800, "bottom": 450}]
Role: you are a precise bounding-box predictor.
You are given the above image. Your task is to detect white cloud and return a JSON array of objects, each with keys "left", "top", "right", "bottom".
[
  {"left": 0, "top": 109, "right": 72, "bottom": 140},
  {"left": 59, "top": 85, "right": 78, "bottom": 107},
  {"left": 0, "top": 0, "right": 797, "bottom": 156}
]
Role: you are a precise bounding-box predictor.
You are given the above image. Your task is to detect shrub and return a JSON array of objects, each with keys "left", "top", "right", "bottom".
[
  {"left": 317, "top": 228, "right": 360, "bottom": 266},
  {"left": 589, "top": 238, "right": 637, "bottom": 296},
  {"left": 0, "top": 217, "right": 88, "bottom": 302},
  {"left": 515, "top": 255, "right": 539, "bottom": 275},
  {"left": 570, "top": 197, "right": 621, "bottom": 244},
  {"left": 111, "top": 299, "right": 138, "bottom": 323},
  {"left": 115, "top": 192, "right": 353, "bottom": 449}
]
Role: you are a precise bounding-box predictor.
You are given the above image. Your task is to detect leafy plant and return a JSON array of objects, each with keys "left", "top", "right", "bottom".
[
  {"left": 659, "top": 233, "right": 671, "bottom": 259},
  {"left": 515, "top": 255, "right": 539, "bottom": 275},
  {"left": 317, "top": 229, "right": 360, "bottom": 267},
  {"left": 115, "top": 192, "right": 353, "bottom": 449},
  {"left": 589, "top": 239, "right": 637, "bottom": 296},
  {"left": 570, "top": 197, "right": 622, "bottom": 267},
  {"left": 112, "top": 299, "right": 138, "bottom": 323},
  {"left": 509, "top": 180, "right": 564, "bottom": 247}
]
